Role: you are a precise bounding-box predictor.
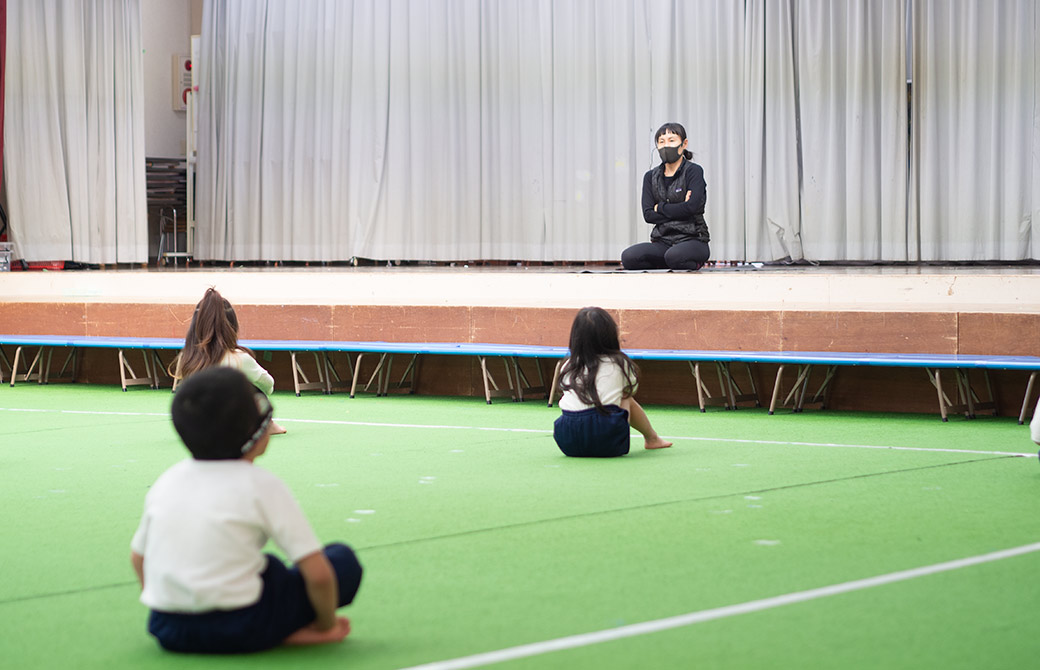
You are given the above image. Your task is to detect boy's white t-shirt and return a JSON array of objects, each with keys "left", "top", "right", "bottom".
[
  {"left": 130, "top": 459, "right": 321, "bottom": 612},
  {"left": 220, "top": 349, "right": 275, "bottom": 395},
  {"left": 558, "top": 356, "right": 637, "bottom": 411}
]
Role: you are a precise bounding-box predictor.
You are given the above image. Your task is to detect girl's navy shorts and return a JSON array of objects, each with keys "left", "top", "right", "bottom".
[{"left": 553, "top": 404, "right": 630, "bottom": 457}]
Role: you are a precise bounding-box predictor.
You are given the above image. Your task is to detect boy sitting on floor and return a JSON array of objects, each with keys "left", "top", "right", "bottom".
[{"left": 130, "top": 367, "right": 362, "bottom": 653}]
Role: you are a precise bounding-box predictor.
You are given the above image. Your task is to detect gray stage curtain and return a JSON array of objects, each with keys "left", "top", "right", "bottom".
[
  {"left": 911, "top": 0, "right": 1040, "bottom": 261},
  {"left": 196, "top": 0, "right": 654, "bottom": 262},
  {"left": 744, "top": 0, "right": 909, "bottom": 263},
  {"left": 196, "top": 0, "right": 486, "bottom": 262},
  {"left": 3, "top": 0, "right": 148, "bottom": 264},
  {"left": 744, "top": 0, "right": 804, "bottom": 262},
  {"left": 478, "top": 1, "right": 553, "bottom": 260},
  {"left": 794, "top": 0, "right": 909, "bottom": 262},
  {"left": 193, "top": 0, "right": 1037, "bottom": 263}
]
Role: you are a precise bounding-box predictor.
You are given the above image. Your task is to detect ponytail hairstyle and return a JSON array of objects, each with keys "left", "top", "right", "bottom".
[
  {"left": 559, "top": 307, "right": 638, "bottom": 412},
  {"left": 654, "top": 122, "right": 693, "bottom": 161},
  {"left": 171, "top": 288, "right": 252, "bottom": 381}
]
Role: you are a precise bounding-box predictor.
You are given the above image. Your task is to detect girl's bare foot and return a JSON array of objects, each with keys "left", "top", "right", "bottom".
[
  {"left": 268, "top": 420, "right": 288, "bottom": 435},
  {"left": 284, "top": 617, "right": 350, "bottom": 645},
  {"left": 644, "top": 437, "right": 673, "bottom": 449}
]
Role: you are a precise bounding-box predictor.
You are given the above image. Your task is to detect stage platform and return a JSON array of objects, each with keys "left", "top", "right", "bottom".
[{"left": 2, "top": 264, "right": 1039, "bottom": 415}]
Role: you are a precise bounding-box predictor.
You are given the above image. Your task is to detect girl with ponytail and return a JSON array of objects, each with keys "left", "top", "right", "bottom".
[{"left": 172, "top": 288, "right": 287, "bottom": 434}]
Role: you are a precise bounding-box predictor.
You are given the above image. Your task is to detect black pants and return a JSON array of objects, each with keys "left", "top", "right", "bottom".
[
  {"left": 621, "top": 240, "right": 710, "bottom": 270},
  {"left": 148, "top": 543, "right": 363, "bottom": 654}
]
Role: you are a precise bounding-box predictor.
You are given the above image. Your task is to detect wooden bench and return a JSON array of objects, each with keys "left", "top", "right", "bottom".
[
  {"left": 0, "top": 335, "right": 566, "bottom": 403},
  {"left": 3, "top": 335, "right": 1038, "bottom": 422},
  {"left": 0, "top": 335, "right": 183, "bottom": 391},
  {"left": 242, "top": 340, "right": 568, "bottom": 403},
  {"left": 220, "top": 339, "right": 564, "bottom": 402},
  {"left": 264, "top": 341, "right": 1040, "bottom": 421},
  {"left": 603, "top": 349, "right": 1040, "bottom": 423},
  {"left": 0, "top": 335, "right": 368, "bottom": 396},
  {"left": 544, "top": 347, "right": 1040, "bottom": 422}
]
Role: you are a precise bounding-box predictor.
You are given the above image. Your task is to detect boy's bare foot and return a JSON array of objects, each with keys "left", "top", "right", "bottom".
[
  {"left": 644, "top": 437, "right": 673, "bottom": 450},
  {"left": 268, "top": 420, "right": 288, "bottom": 435},
  {"left": 284, "top": 617, "right": 350, "bottom": 645}
]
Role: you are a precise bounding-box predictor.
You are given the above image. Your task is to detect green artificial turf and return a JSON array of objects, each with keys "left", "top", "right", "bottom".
[{"left": 1, "top": 384, "right": 1038, "bottom": 669}]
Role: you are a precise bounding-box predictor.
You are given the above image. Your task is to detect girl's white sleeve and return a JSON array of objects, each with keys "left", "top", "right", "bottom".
[
  {"left": 230, "top": 350, "right": 275, "bottom": 395},
  {"left": 1031, "top": 395, "right": 1040, "bottom": 445}
]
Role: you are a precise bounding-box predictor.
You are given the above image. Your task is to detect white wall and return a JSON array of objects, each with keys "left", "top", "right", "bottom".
[
  {"left": 192, "top": 0, "right": 203, "bottom": 34},
  {"left": 141, "top": 0, "right": 191, "bottom": 157}
]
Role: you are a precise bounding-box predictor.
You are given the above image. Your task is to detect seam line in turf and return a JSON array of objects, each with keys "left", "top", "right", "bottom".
[
  {"left": 356, "top": 455, "right": 1013, "bottom": 551},
  {"left": 0, "top": 456, "right": 1014, "bottom": 606}
]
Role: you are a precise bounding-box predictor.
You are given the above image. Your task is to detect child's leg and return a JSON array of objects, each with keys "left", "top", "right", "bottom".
[
  {"left": 620, "top": 397, "right": 673, "bottom": 449},
  {"left": 268, "top": 420, "right": 287, "bottom": 435},
  {"left": 281, "top": 543, "right": 363, "bottom": 646},
  {"left": 323, "top": 543, "right": 364, "bottom": 607},
  {"left": 283, "top": 544, "right": 362, "bottom": 645},
  {"left": 245, "top": 544, "right": 362, "bottom": 648}
]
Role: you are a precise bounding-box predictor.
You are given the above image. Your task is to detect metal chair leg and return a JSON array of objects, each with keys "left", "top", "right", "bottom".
[
  {"left": 769, "top": 365, "right": 785, "bottom": 415},
  {"left": 548, "top": 359, "right": 564, "bottom": 407},
  {"left": 1019, "top": 372, "right": 1035, "bottom": 424}
]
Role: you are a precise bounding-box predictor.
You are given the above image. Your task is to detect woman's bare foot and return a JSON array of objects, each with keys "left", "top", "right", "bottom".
[
  {"left": 644, "top": 437, "right": 673, "bottom": 449},
  {"left": 284, "top": 617, "right": 350, "bottom": 645},
  {"left": 268, "top": 420, "right": 288, "bottom": 435}
]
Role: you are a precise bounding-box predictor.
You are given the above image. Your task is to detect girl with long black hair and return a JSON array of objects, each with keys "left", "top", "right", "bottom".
[{"left": 553, "top": 307, "right": 672, "bottom": 457}]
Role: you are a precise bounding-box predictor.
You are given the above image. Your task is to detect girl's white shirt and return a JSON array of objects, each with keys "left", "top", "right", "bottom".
[
  {"left": 220, "top": 349, "right": 275, "bottom": 395},
  {"left": 558, "top": 356, "right": 637, "bottom": 411}
]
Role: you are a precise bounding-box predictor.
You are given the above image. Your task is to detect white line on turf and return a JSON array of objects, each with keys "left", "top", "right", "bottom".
[
  {"left": 670, "top": 435, "right": 1034, "bottom": 458},
  {"left": 398, "top": 541, "right": 1040, "bottom": 670},
  {"left": 284, "top": 418, "right": 1034, "bottom": 457},
  {"left": 0, "top": 408, "right": 167, "bottom": 417},
  {"left": 61, "top": 409, "right": 168, "bottom": 417},
  {"left": 0, "top": 407, "right": 1032, "bottom": 457}
]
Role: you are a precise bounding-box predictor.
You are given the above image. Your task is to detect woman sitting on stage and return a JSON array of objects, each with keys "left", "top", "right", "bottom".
[{"left": 621, "top": 122, "right": 711, "bottom": 271}]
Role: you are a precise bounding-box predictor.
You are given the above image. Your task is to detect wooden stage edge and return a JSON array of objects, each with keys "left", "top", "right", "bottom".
[{"left": 1, "top": 266, "right": 1039, "bottom": 417}]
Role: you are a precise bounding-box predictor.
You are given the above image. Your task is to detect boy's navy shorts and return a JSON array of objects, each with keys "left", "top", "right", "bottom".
[
  {"left": 147, "top": 543, "right": 362, "bottom": 654},
  {"left": 553, "top": 405, "right": 630, "bottom": 457}
]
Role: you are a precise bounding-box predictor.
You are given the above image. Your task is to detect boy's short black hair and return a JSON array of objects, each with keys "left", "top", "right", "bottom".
[{"left": 171, "top": 367, "right": 272, "bottom": 460}]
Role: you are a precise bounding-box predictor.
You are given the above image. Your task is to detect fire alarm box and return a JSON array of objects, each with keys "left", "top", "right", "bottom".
[{"left": 173, "top": 54, "right": 192, "bottom": 111}]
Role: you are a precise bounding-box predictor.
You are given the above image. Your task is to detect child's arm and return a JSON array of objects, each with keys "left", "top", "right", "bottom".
[
  {"left": 131, "top": 551, "right": 145, "bottom": 589},
  {"left": 235, "top": 350, "right": 275, "bottom": 395},
  {"left": 297, "top": 550, "right": 339, "bottom": 630}
]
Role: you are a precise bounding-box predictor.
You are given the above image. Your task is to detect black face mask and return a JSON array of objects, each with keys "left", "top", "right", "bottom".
[{"left": 658, "top": 145, "right": 682, "bottom": 164}]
